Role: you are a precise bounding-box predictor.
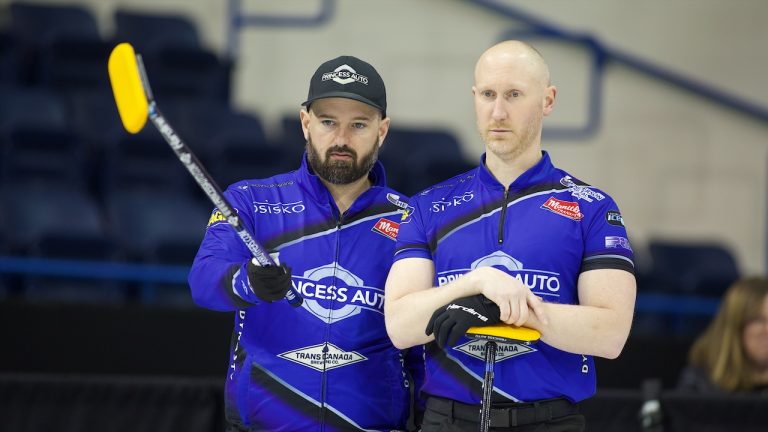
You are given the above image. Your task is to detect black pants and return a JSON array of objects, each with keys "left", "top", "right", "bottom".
[{"left": 421, "top": 396, "right": 585, "bottom": 432}]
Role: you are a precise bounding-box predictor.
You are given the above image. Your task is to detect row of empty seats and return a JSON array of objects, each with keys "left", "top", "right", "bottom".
[
  {"left": 633, "top": 241, "right": 740, "bottom": 335},
  {"left": 0, "top": 3, "right": 742, "bottom": 331},
  {"left": 0, "top": 2, "right": 283, "bottom": 305},
  {"left": 0, "top": 84, "right": 472, "bottom": 194},
  {"left": 1, "top": 2, "right": 231, "bottom": 100},
  {"left": 0, "top": 85, "right": 303, "bottom": 195},
  {"left": 0, "top": 2, "right": 474, "bottom": 306},
  {"left": 0, "top": 1, "right": 474, "bottom": 187}
]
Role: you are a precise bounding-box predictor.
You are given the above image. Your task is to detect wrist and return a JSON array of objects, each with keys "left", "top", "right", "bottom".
[
  {"left": 524, "top": 302, "right": 549, "bottom": 331},
  {"left": 464, "top": 268, "right": 485, "bottom": 297},
  {"left": 237, "top": 261, "right": 261, "bottom": 304}
]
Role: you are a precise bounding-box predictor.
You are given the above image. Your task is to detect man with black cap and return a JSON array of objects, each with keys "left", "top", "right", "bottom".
[{"left": 189, "top": 56, "right": 423, "bottom": 431}]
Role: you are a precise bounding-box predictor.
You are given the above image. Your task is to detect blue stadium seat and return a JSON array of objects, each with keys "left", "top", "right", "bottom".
[
  {"left": 647, "top": 240, "right": 740, "bottom": 297},
  {"left": 10, "top": 2, "right": 100, "bottom": 45},
  {"left": 420, "top": 159, "right": 477, "bottom": 187},
  {"left": 100, "top": 131, "right": 191, "bottom": 197},
  {"left": 22, "top": 232, "right": 123, "bottom": 304},
  {"left": 189, "top": 106, "right": 268, "bottom": 148},
  {"left": 107, "top": 190, "right": 209, "bottom": 261},
  {"left": 0, "top": 86, "right": 68, "bottom": 132},
  {"left": 114, "top": 10, "right": 231, "bottom": 102},
  {"left": 210, "top": 143, "right": 295, "bottom": 189},
  {"left": 144, "top": 48, "right": 231, "bottom": 102},
  {"left": 2, "top": 128, "right": 86, "bottom": 186},
  {"left": 631, "top": 240, "right": 740, "bottom": 336},
  {"left": 114, "top": 10, "right": 201, "bottom": 53},
  {"left": 64, "top": 89, "right": 127, "bottom": 154},
  {"left": 107, "top": 190, "right": 210, "bottom": 305},
  {"left": 380, "top": 127, "right": 473, "bottom": 194},
  {"left": 0, "top": 86, "right": 76, "bottom": 185},
  {"left": 0, "top": 181, "right": 122, "bottom": 303},
  {"left": 38, "top": 39, "right": 114, "bottom": 91},
  {"left": 10, "top": 2, "right": 102, "bottom": 85},
  {"left": 278, "top": 115, "right": 308, "bottom": 162},
  {"left": 1, "top": 182, "right": 106, "bottom": 253},
  {"left": 182, "top": 104, "right": 270, "bottom": 163},
  {"left": 0, "top": 32, "right": 20, "bottom": 84},
  {"left": 387, "top": 128, "right": 464, "bottom": 156},
  {"left": 0, "top": 216, "right": 11, "bottom": 300}
]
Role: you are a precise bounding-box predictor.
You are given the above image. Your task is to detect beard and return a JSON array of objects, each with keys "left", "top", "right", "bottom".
[
  {"left": 481, "top": 112, "right": 542, "bottom": 160},
  {"left": 306, "top": 134, "right": 380, "bottom": 185}
]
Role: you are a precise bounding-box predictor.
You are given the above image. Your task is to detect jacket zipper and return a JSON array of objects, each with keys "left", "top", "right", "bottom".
[
  {"left": 498, "top": 189, "right": 510, "bottom": 244},
  {"left": 320, "top": 214, "right": 344, "bottom": 430}
]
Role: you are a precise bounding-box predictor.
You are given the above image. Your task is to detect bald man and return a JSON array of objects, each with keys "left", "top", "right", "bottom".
[{"left": 384, "top": 40, "right": 636, "bottom": 431}]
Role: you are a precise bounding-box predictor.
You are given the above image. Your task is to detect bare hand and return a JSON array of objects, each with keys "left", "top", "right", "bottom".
[{"left": 469, "top": 266, "right": 548, "bottom": 326}]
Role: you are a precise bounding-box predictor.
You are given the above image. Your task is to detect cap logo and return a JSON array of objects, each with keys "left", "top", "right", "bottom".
[{"left": 322, "top": 64, "right": 369, "bottom": 85}]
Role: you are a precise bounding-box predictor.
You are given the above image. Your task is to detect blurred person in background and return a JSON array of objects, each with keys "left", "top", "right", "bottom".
[{"left": 678, "top": 277, "right": 768, "bottom": 394}]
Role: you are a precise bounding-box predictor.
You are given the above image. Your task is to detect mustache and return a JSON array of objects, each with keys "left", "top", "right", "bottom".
[{"left": 326, "top": 145, "right": 357, "bottom": 158}]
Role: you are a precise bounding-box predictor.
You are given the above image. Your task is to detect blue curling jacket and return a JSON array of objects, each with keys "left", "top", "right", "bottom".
[
  {"left": 189, "top": 154, "right": 418, "bottom": 431},
  {"left": 394, "top": 151, "right": 635, "bottom": 405}
]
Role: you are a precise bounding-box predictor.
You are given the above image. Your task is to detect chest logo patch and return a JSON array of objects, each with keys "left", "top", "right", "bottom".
[
  {"left": 278, "top": 343, "right": 367, "bottom": 371},
  {"left": 430, "top": 191, "right": 475, "bottom": 213},
  {"left": 294, "top": 263, "right": 385, "bottom": 324},
  {"left": 253, "top": 200, "right": 306, "bottom": 215},
  {"left": 437, "top": 251, "right": 563, "bottom": 299},
  {"left": 541, "top": 196, "right": 583, "bottom": 221},
  {"left": 372, "top": 218, "right": 399, "bottom": 240},
  {"left": 454, "top": 340, "right": 537, "bottom": 362}
]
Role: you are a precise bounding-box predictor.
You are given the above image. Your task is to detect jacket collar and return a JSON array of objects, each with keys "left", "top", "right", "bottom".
[{"left": 477, "top": 150, "right": 555, "bottom": 191}]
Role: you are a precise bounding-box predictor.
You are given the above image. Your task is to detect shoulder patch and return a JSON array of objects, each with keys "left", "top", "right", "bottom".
[
  {"left": 606, "top": 210, "right": 625, "bottom": 227},
  {"left": 207, "top": 209, "right": 226, "bottom": 227},
  {"left": 387, "top": 193, "right": 414, "bottom": 223}
]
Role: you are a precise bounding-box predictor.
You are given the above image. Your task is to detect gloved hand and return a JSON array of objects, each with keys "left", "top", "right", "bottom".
[
  {"left": 246, "top": 258, "right": 292, "bottom": 302},
  {"left": 425, "top": 294, "right": 501, "bottom": 348}
]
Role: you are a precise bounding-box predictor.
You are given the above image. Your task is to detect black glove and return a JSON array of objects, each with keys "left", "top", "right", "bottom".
[
  {"left": 425, "top": 294, "right": 501, "bottom": 348},
  {"left": 246, "top": 260, "right": 292, "bottom": 302}
]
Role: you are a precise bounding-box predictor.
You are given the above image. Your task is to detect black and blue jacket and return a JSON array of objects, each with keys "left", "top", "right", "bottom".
[
  {"left": 394, "top": 151, "right": 634, "bottom": 404},
  {"left": 189, "top": 154, "right": 419, "bottom": 431}
]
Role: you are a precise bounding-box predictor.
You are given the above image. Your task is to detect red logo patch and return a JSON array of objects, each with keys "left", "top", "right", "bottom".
[
  {"left": 372, "top": 218, "right": 400, "bottom": 240},
  {"left": 541, "top": 197, "right": 583, "bottom": 221}
]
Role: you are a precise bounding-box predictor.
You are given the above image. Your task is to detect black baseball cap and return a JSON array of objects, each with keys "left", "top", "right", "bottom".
[{"left": 302, "top": 55, "right": 387, "bottom": 117}]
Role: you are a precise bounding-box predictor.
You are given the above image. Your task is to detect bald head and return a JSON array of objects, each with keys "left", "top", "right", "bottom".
[
  {"left": 474, "top": 40, "right": 551, "bottom": 88},
  {"left": 471, "top": 40, "right": 557, "bottom": 167}
]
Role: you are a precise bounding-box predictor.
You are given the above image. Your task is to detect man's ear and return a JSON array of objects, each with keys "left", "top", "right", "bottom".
[
  {"left": 543, "top": 85, "right": 557, "bottom": 116},
  {"left": 299, "top": 108, "right": 310, "bottom": 140},
  {"left": 378, "top": 116, "right": 391, "bottom": 147}
]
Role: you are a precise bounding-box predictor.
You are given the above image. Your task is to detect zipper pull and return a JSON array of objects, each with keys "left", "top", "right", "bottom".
[{"left": 498, "top": 189, "right": 510, "bottom": 245}]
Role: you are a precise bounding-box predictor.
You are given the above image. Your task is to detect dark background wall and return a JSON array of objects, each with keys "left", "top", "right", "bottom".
[
  {"left": 6, "top": 302, "right": 768, "bottom": 432},
  {"left": 0, "top": 301, "right": 692, "bottom": 389},
  {"left": 0, "top": 302, "right": 232, "bottom": 377}
]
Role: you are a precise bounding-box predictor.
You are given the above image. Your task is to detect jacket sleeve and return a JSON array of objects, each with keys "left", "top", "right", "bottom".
[{"left": 188, "top": 186, "right": 262, "bottom": 311}]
